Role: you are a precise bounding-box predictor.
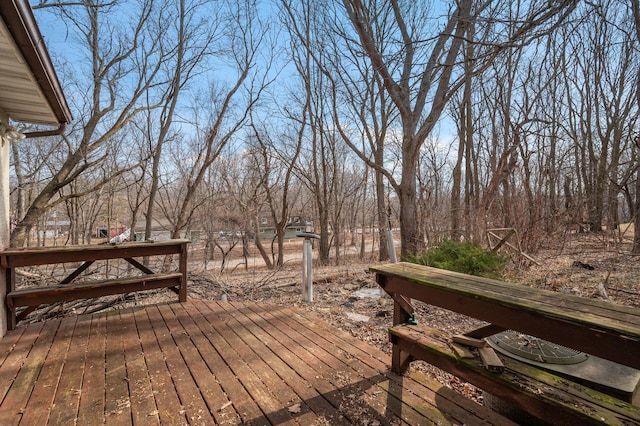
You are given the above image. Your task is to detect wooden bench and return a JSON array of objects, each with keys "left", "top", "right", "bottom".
[
  {"left": 3, "top": 239, "right": 189, "bottom": 329},
  {"left": 371, "top": 262, "right": 640, "bottom": 425}
]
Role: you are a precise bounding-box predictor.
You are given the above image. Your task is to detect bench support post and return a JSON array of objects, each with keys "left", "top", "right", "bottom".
[{"left": 378, "top": 273, "right": 416, "bottom": 374}]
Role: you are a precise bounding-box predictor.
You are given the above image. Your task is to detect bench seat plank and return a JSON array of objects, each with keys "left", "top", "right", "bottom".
[
  {"left": 7, "top": 272, "right": 183, "bottom": 309},
  {"left": 372, "top": 262, "right": 640, "bottom": 370},
  {"left": 390, "top": 323, "right": 640, "bottom": 426}
]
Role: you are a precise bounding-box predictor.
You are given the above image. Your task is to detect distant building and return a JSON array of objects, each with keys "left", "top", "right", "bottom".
[{"left": 254, "top": 216, "right": 308, "bottom": 240}]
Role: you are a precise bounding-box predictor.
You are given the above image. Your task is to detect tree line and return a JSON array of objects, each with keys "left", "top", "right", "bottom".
[{"left": 10, "top": 0, "right": 640, "bottom": 265}]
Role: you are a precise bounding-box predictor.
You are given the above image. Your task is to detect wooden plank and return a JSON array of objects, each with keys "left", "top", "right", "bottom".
[
  {"left": 0, "top": 323, "right": 42, "bottom": 403},
  {"left": 372, "top": 263, "right": 640, "bottom": 369},
  {"left": 219, "top": 302, "right": 353, "bottom": 425},
  {"left": 450, "top": 342, "right": 475, "bottom": 359},
  {"left": 232, "top": 301, "right": 378, "bottom": 424},
  {"left": 7, "top": 272, "right": 183, "bottom": 308},
  {"left": 124, "top": 257, "right": 154, "bottom": 274},
  {"left": 208, "top": 302, "right": 311, "bottom": 425},
  {"left": 488, "top": 229, "right": 515, "bottom": 251},
  {"left": 389, "top": 323, "right": 640, "bottom": 425},
  {"left": 178, "top": 241, "right": 188, "bottom": 302},
  {"left": 48, "top": 314, "right": 92, "bottom": 425},
  {"left": 132, "top": 306, "right": 187, "bottom": 425},
  {"left": 178, "top": 301, "right": 259, "bottom": 424},
  {"left": 374, "top": 262, "right": 639, "bottom": 321},
  {"left": 464, "top": 324, "right": 507, "bottom": 339},
  {"left": 240, "top": 302, "right": 446, "bottom": 426},
  {"left": 0, "top": 300, "right": 518, "bottom": 425},
  {"left": 145, "top": 305, "right": 216, "bottom": 424},
  {"left": 477, "top": 347, "right": 504, "bottom": 373},
  {"left": 158, "top": 303, "right": 237, "bottom": 424},
  {"left": 0, "top": 325, "right": 27, "bottom": 368},
  {"left": 77, "top": 313, "right": 107, "bottom": 425},
  {"left": 19, "top": 316, "right": 77, "bottom": 425},
  {"left": 0, "top": 239, "right": 190, "bottom": 268},
  {"left": 452, "top": 334, "right": 487, "bottom": 348},
  {"left": 119, "top": 308, "right": 160, "bottom": 426},
  {"left": 292, "top": 307, "right": 517, "bottom": 426},
  {"left": 104, "top": 310, "right": 132, "bottom": 425},
  {"left": 0, "top": 319, "right": 59, "bottom": 425},
  {"left": 190, "top": 300, "right": 299, "bottom": 425},
  {"left": 59, "top": 260, "right": 95, "bottom": 284},
  {"left": 214, "top": 300, "right": 338, "bottom": 425}
]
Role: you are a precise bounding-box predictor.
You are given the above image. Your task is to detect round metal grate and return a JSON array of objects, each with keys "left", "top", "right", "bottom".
[{"left": 486, "top": 330, "right": 588, "bottom": 365}]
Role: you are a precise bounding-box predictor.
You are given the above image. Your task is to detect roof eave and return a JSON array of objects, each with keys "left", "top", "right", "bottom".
[{"left": 0, "top": 0, "right": 72, "bottom": 135}]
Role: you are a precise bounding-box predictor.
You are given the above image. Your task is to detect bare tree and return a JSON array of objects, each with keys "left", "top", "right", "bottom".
[
  {"left": 12, "top": 1, "right": 172, "bottom": 246},
  {"left": 340, "top": 0, "right": 576, "bottom": 255},
  {"left": 157, "top": 0, "right": 274, "bottom": 239},
  {"left": 143, "top": 0, "right": 215, "bottom": 243}
]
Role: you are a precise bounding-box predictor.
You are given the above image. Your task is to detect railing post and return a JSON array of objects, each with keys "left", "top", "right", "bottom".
[{"left": 179, "top": 241, "right": 188, "bottom": 302}]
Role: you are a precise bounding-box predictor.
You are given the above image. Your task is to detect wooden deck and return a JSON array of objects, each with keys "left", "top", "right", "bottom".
[{"left": 0, "top": 299, "right": 513, "bottom": 425}]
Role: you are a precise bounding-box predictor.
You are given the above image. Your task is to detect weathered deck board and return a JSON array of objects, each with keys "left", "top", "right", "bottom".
[
  {"left": 48, "top": 314, "right": 91, "bottom": 425},
  {"left": 0, "top": 300, "right": 516, "bottom": 425},
  {"left": 77, "top": 313, "right": 107, "bottom": 425}
]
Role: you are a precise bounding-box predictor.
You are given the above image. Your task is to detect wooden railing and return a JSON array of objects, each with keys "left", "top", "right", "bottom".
[{"left": 3, "top": 239, "right": 189, "bottom": 329}]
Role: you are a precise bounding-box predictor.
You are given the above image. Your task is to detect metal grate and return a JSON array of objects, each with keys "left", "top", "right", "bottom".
[{"left": 486, "top": 330, "right": 588, "bottom": 365}]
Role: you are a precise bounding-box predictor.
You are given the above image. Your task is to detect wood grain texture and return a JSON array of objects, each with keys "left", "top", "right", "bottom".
[{"left": 0, "top": 300, "right": 517, "bottom": 425}]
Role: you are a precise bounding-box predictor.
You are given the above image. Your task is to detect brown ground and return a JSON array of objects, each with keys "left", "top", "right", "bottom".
[{"left": 15, "top": 231, "right": 640, "bottom": 406}]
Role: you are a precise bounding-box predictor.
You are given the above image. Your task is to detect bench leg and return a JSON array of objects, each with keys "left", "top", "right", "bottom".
[
  {"left": 390, "top": 293, "right": 414, "bottom": 374},
  {"left": 392, "top": 345, "right": 412, "bottom": 374}
]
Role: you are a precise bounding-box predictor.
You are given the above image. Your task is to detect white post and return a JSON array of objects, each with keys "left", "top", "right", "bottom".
[
  {"left": 302, "top": 238, "right": 313, "bottom": 302},
  {"left": 0, "top": 108, "right": 15, "bottom": 337},
  {"left": 298, "top": 222, "right": 318, "bottom": 303},
  {"left": 386, "top": 228, "right": 397, "bottom": 263}
]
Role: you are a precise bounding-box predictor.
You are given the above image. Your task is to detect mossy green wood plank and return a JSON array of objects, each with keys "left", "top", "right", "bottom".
[
  {"left": 0, "top": 322, "right": 42, "bottom": 402},
  {"left": 132, "top": 306, "right": 187, "bottom": 425},
  {"left": 20, "top": 316, "right": 76, "bottom": 425},
  {"left": 77, "top": 313, "right": 107, "bottom": 425},
  {"left": 373, "top": 263, "right": 639, "bottom": 322},
  {"left": 48, "top": 314, "right": 92, "bottom": 425},
  {"left": 420, "top": 266, "right": 639, "bottom": 321},
  {"left": 0, "top": 319, "right": 58, "bottom": 426},
  {"left": 292, "top": 306, "right": 516, "bottom": 426},
  {"left": 181, "top": 301, "right": 266, "bottom": 424},
  {"left": 372, "top": 263, "right": 640, "bottom": 369},
  {"left": 390, "top": 323, "right": 640, "bottom": 425}
]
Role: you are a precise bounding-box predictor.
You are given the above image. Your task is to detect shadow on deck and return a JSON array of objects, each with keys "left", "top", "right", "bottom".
[{"left": 0, "top": 299, "right": 513, "bottom": 425}]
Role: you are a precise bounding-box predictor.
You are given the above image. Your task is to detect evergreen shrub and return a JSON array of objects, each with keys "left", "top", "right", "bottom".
[{"left": 403, "top": 239, "right": 508, "bottom": 279}]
